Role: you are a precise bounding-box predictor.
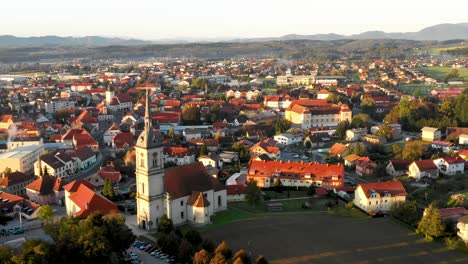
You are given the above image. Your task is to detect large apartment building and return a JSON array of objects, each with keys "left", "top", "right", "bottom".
[
  {"left": 285, "top": 100, "right": 352, "bottom": 129},
  {"left": 247, "top": 160, "right": 344, "bottom": 189}
]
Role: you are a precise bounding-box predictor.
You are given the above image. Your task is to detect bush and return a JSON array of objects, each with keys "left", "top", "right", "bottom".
[{"left": 345, "top": 201, "right": 354, "bottom": 209}]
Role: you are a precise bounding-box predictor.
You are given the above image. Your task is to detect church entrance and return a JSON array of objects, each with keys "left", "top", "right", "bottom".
[{"left": 141, "top": 220, "right": 146, "bottom": 230}]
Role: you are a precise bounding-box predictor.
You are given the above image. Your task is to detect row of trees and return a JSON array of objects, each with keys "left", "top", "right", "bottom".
[
  {"left": 0, "top": 213, "right": 135, "bottom": 264},
  {"left": 156, "top": 215, "right": 268, "bottom": 263}
]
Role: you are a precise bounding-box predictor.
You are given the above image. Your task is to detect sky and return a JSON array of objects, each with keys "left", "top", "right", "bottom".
[{"left": 2, "top": 0, "right": 467, "bottom": 40}]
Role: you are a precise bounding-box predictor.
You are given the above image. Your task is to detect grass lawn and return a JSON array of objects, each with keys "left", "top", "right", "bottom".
[
  {"left": 326, "top": 206, "right": 370, "bottom": 219},
  {"left": 398, "top": 84, "right": 435, "bottom": 95},
  {"left": 417, "top": 66, "right": 468, "bottom": 82},
  {"left": 229, "top": 197, "right": 334, "bottom": 214}
]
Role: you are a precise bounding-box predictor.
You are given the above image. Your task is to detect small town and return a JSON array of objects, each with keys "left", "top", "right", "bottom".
[{"left": 0, "top": 1, "right": 467, "bottom": 264}]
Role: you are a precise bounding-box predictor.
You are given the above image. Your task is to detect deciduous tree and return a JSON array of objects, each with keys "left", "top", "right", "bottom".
[{"left": 417, "top": 203, "right": 445, "bottom": 240}]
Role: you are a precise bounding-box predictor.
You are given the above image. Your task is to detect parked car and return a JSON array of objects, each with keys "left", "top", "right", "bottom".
[{"left": 13, "top": 228, "right": 24, "bottom": 234}]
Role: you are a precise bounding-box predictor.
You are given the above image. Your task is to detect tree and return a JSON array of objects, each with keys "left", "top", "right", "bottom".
[
  {"left": 417, "top": 203, "right": 445, "bottom": 240},
  {"left": 210, "top": 253, "right": 228, "bottom": 264},
  {"left": 215, "top": 241, "right": 232, "bottom": 260},
  {"left": 392, "top": 144, "right": 403, "bottom": 159},
  {"left": 199, "top": 143, "right": 208, "bottom": 157},
  {"left": 360, "top": 98, "right": 376, "bottom": 115},
  {"left": 0, "top": 246, "right": 13, "bottom": 264},
  {"left": 376, "top": 124, "right": 393, "bottom": 141},
  {"left": 402, "top": 141, "right": 425, "bottom": 160},
  {"left": 168, "top": 127, "right": 175, "bottom": 140},
  {"left": 177, "top": 239, "right": 193, "bottom": 263},
  {"left": 3, "top": 167, "right": 11, "bottom": 176},
  {"left": 274, "top": 178, "right": 283, "bottom": 193},
  {"left": 11, "top": 239, "right": 55, "bottom": 264},
  {"left": 353, "top": 143, "right": 365, "bottom": 156},
  {"left": 256, "top": 255, "right": 269, "bottom": 264},
  {"left": 157, "top": 214, "right": 174, "bottom": 234},
  {"left": 201, "top": 238, "right": 216, "bottom": 253},
  {"left": 185, "top": 228, "right": 202, "bottom": 246},
  {"left": 194, "top": 249, "right": 211, "bottom": 264},
  {"left": 244, "top": 180, "right": 262, "bottom": 207},
  {"left": 390, "top": 201, "right": 421, "bottom": 226},
  {"left": 182, "top": 106, "right": 201, "bottom": 125},
  {"left": 102, "top": 179, "right": 115, "bottom": 200},
  {"left": 306, "top": 184, "right": 316, "bottom": 196},
  {"left": 215, "top": 130, "right": 223, "bottom": 139},
  {"left": 233, "top": 249, "right": 251, "bottom": 264},
  {"left": 158, "top": 232, "right": 180, "bottom": 256},
  {"left": 37, "top": 205, "right": 54, "bottom": 223},
  {"left": 335, "top": 120, "right": 351, "bottom": 139}
]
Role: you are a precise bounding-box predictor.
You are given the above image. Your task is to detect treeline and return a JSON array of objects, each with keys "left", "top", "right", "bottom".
[{"left": 384, "top": 90, "right": 468, "bottom": 132}]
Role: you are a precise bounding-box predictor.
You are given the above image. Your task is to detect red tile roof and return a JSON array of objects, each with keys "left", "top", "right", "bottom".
[
  {"left": 0, "top": 172, "right": 34, "bottom": 187},
  {"left": 329, "top": 143, "right": 347, "bottom": 156},
  {"left": 112, "top": 132, "right": 134, "bottom": 149},
  {"left": 187, "top": 191, "right": 210, "bottom": 208},
  {"left": 63, "top": 179, "right": 96, "bottom": 193},
  {"left": 413, "top": 160, "right": 438, "bottom": 171},
  {"left": 164, "top": 162, "right": 225, "bottom": 200},
  {"left": 25, "top": 175, "right": 64, "bottom": 195},
  {"left": 73, "top": 134, "right": 98, "bottom": 148},
  {"left": 357, "top": 181, "right": 407, "bottom": 199},
  {"left": 67, "top": 181, "right": 119, "bottom": 219},
  {"left": 97, "top": 165, "right": 121, "bottom": 183},
  {"left": 226, "top": 184, "right": 245, "bottom": 195}
]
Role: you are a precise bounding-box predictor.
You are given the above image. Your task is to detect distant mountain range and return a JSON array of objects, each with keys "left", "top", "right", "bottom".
[{"left": 0, "top": 23, "right": 467, "bottom": 47}]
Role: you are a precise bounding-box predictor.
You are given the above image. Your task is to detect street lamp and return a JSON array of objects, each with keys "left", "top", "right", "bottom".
[{"left": 13, "top": 204, "right": 22, "bottom": 229}]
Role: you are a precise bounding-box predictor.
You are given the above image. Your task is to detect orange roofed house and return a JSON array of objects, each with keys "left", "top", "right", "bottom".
[
  {"left": 63, "top": 180, "right": 119, "bottom": 219},
  {"left": 249, "top": 138, "right": 281, "bottom": 160},
  {"left": 247, "top": 160, "right": 344, "bottom": 189},
  {"left": 353, "top": 181, "right": 407, "bottom": 215}
]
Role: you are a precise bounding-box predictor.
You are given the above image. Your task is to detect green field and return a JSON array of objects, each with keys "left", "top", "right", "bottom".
[
  {"left": 398, "top": 84, "right": 435, "bottom": 95},
  {"left": 417, "top": 66, "right": 468, "bottom": 82}
]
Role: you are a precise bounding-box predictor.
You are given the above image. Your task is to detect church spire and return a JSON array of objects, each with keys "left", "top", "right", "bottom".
[{"left": 144, "top": 87, "right": 151, "bottom": 130}]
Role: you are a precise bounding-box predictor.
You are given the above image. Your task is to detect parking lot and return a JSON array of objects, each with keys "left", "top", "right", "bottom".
[{"left": 128, "top": 240, "right": 175, "bottom": 264}]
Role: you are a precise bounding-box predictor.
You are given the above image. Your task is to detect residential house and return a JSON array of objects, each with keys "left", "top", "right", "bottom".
[
  {"left": 112, "top": 132, "right": 134, "bottom": 151},
  {"left": 0, "top": 171, "right": 34, "bottom": 196},
  {"left": 353, "top": 181, "right": 407, "bottom": 215},
  {"left": 87, "top": 165, "right": 122, "bottom": 187},
  {"left": 25, "top": 174, "right": 65, "bottom": 205},
  {"left": 431, "top": 140, "right": 454, "bottom": 153},
  {"left": 355, "top": 157, "right": 377, "bottom": 176},
  {"left": 72, "top": 146, "right": 96, "bottom": 171},
  {"left": 460, "top": 134, "right": 468, "bottom": 145},
  {"left": 433, "top": 156, "right": 465, "bottom": 176},
  {"left": 163, "top": 146, "right": 195, "bottom": 166},
  {"left": 0, "top": 191, "right": 41, "bottom": 220},
  {"left": 103, "top": 124, "right": 120, "bottom": 146},
  {"left": 35, "top": 152, "right": 76, "bottom": 179},
  {"left": 363, "top": 134, "right": 387, "bottom": 145},
  {"left": 249, "top": 138, "right": 281, "bottom": 160},
  {"left": 284, "top": 101, "right": 352, "bottom": 129},
  {"left": 386, "top": 160, "right": 412, "bottom": 177},
  {"left": 183, "top": 128, "right": 202, "bottom": 141},
  {"left": 343, "top": 154, "right": 361, "bottom": 167},
  {"left": 247, "top": 160, "right": 344, "bottom": 189},
  {"left": 346, "top": 128, "right": 368, "bottom": 141},
  {"left": 421, "top": 127, "right": 441, "bottom": 142},
  {"left": 457, "top": 215, "right": 468, "bottom": 243},
  {"left": 273, "top": 133, "right": 304, "bottom": 145},
  {"left": 329, "top": 143, "right": 347, "bottom": 158},
  {"left": 64, "top": 180, "right": 119, "bottom": 219},
  {"left": 408, "top": 160, "right": 439, "bottom": 180}
]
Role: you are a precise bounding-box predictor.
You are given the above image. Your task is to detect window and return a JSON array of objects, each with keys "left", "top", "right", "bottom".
[
  {"left": 218, "top": 196, "right": 221, "bottom": 207},
  {"left": 152, "top": 152, "right": 158, "bottom": 168},
  {"left": 181, "top": 212, "right": 184, "bottom": 219},
  {"left": 369, "top": 201, "right": 371, "bottom": 205},
  {"left": 141, "top": 183, "right": 145, "bottom": 194},
  {"left": 140, "top": 153, "right": 145, "bottom": 168},
  {"left": 376, "top": 201, "right": 378, "bottom": 205},
  {"left": 180, "top": 200, "right": 184, "bottom": 206}
]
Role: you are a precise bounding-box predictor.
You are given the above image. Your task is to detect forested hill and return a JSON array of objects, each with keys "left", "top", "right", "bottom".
[{"left": 0, "top": 39, "right": 465, "bottom": 63}]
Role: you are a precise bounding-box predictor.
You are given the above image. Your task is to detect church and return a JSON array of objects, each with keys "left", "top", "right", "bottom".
[{"left": 135, "top": 90, "right": 227, "bottom": 230}]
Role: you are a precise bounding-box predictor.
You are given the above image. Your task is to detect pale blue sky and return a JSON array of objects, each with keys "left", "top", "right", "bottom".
[{"left": 2, "top": 0, "right": 467, "bottom": 39}]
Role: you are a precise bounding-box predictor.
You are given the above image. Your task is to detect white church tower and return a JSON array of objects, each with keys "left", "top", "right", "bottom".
[
  {"left": 105, "top": 84, "right": 115, "bottom": 107},
  {"left": 135, "top": 88, "right": 165, "bottom": 230}
]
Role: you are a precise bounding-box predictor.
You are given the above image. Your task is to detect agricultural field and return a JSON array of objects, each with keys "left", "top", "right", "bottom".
[{"left": 417, "top": 66, "right": 468, "bottom": 82}]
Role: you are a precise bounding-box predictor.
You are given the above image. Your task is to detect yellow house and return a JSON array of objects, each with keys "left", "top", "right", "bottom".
[
  {"left": 457, "top": 215, "right": 468, "bottom": 243},
  {"left": 353, "top": 181, "right": 407, "bottom": 215}
]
